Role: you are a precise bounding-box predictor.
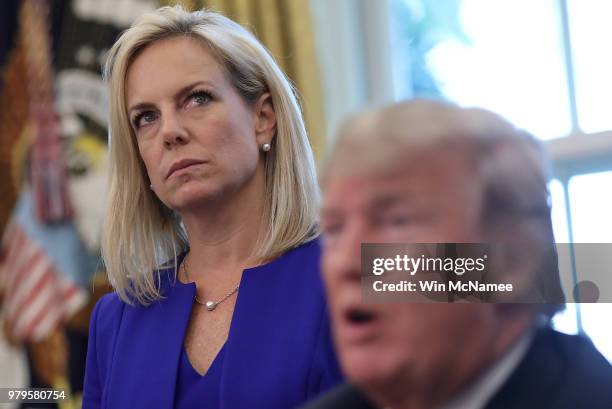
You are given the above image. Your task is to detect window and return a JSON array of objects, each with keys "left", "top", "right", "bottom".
[
  {"left": 388, "top": 0, "right": 612, "bottom": 361},
  {"left": 567, "top": 0, "right": 612, "bottom": 133},
  {"left": 400, "top": 0, "right": 570, "bottom": 139}
]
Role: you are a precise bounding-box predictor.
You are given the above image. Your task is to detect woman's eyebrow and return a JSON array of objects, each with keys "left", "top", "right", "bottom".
[
  {"left": 128, "top": 101, "right": 155, "bottom": 116},
  {"left": 173, "top": 80, "right": 215, "bottom": 101},
  {"left": 127, "top": 80, "right": 216, "bottom": 114}
]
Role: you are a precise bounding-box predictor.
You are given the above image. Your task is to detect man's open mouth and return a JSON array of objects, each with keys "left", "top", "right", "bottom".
[{"left": 346, "top": 308, "right": 376, "bottom": 324}]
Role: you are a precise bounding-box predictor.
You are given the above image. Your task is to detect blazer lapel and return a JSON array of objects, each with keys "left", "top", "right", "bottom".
[
  {"left": 106, "top": 272, "right": 195, "bottom": 409},
  {"left": 219, "top": 256, "right": 295, "bottom": 408},
  {"left": 218, "top": 241, "right": 325, "bottom": 409}
]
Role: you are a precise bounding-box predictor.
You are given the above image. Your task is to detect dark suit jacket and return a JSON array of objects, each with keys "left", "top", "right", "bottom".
[{"left": 299, "top": 327, "right": 612, "bottom": 409}]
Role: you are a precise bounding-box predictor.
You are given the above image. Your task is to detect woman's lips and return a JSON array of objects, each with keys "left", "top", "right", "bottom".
[{"left": 166, "top": 159, "right": 207, "bottom": 179}]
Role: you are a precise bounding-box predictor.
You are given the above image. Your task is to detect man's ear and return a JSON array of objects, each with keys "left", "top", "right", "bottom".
[
  {"left": 254, "top": 92, "right": 277, "bottom": 145},
  {"left": 488, "top": 237, "right": 549, "bottom": 303}
]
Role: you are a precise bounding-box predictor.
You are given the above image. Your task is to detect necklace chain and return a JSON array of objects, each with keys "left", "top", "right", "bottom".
[{"left": 182, "top": 255, "right": 240, "bottom": 311}]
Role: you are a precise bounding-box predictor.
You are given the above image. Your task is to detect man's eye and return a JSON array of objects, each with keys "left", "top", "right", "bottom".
[
  {"left": 321, "top": 222, "right": 344, "bottom": 237},
  {"left": 383, "top": 214, "right": 411, "bottom": 227}
]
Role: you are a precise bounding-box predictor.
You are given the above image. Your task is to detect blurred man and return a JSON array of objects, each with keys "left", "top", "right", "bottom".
[{"left": 303, "top": 100, "right": 612, "bottom": 409}]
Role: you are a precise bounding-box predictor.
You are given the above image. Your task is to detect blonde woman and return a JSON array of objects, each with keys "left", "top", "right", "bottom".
[{"left": 83, "top": 6, "right": 342, "bottom": 409}]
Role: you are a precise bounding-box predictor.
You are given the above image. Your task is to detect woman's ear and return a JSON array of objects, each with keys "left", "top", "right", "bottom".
[{"left": 254, "top": 92, "right": 277, "bottom": 145}]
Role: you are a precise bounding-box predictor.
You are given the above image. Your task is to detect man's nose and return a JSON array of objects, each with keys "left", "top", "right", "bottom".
[
  {"left": 326, "top": 225, "right": 365, "bottom": 284},
  {"left": 161, "top": 111, "right": 188, "bottom": 149}
]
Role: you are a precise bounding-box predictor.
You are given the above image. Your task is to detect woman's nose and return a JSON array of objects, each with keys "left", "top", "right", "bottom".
[{"left": 161, "top": 112, "right": 188, "bottom": 149}]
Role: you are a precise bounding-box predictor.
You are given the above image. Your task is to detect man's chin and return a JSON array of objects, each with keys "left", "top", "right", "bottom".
[{"left": 340, "top": 345, "right": 403, "bottom": 390}]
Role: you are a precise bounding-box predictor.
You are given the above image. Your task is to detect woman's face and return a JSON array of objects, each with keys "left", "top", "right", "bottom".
[{"left": 125, "top": 36, "right": 275, "bottom": 213}]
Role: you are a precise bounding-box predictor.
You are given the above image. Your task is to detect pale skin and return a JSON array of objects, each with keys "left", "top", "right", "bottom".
[
  {"left": 126, "top": 36, "right": 276, "bottom": 375},
  {"left": 321, "top": 144, "right": 535, "bottom": 409}
]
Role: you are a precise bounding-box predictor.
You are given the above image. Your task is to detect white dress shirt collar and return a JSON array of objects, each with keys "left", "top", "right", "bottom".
[{"left": 437, "top": 331, "right": 534, "bottom": 409}]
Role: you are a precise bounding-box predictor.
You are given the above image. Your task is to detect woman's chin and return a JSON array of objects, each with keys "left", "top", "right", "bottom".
[
  {"left": 159, "top": 173, "right": 260, "bottom": 214},
  {"left": 162, "top": 184, "right": 225, "bottom": 212}
]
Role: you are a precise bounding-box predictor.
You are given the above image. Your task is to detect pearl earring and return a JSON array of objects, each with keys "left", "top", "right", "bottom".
[{"left": 262, "top": 143, "right": 271, "bottom": 152}]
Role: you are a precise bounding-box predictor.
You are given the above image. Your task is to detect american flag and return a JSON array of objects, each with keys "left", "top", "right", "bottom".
[
  {"left": 0, "top": 189, "right": 92, "bottom": 342},
  {"left": 0, "top": 0, "right": 89, "bottom": 342},
  {"left": 21, "top": 0, "right": 74, "bottom": 223}
]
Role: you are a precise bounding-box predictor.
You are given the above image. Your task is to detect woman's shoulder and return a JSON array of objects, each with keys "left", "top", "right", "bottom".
[
  {"left": 254, "top": 237, "right": 325, "bottom": 300},
  {"left": 91, "top": 291, "right": 126, "bottom": 330},
  {"left": 277, "top": 237, "right": 321, "bottom": 267},
  {"left": 95, "top": 291, "right": 124, "bottom": 312},
  {"left": 87, "top": 292, "right": 127, "bottom": 372},
  {"left": 260, "top": 237, "right": 323, "bottom": 286}
]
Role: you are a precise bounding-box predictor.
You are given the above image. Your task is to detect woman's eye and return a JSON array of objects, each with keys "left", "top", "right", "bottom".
[
  {"left": 186, "top": 90, "right": 212, "bottom": 108},
  {"left": 133, "top": 111, "right": 157, "bottom": 129}
]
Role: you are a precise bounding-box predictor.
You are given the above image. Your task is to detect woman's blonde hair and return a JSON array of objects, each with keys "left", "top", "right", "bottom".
[{"left": 102, "top": 6, "right": 319, "bottom": 305}]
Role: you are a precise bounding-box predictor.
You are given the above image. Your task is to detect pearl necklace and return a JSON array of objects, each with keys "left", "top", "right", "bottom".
[{"left": 182, "top": 256, "right": 240, "bottom": 311}]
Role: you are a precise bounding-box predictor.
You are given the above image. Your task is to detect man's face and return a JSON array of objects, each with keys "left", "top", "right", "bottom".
[{"left": 320, "top": 149, "right": 498, "bottom": 394}]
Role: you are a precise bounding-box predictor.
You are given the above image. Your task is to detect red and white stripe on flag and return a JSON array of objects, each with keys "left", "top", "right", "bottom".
[{"left": 0, "top": 222, "right": 87, "bottom": 341}]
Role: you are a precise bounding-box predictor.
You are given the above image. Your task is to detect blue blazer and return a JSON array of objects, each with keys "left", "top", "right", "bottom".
[{"left": 83, "top": 239, "right": 343, "bottom": 409}]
